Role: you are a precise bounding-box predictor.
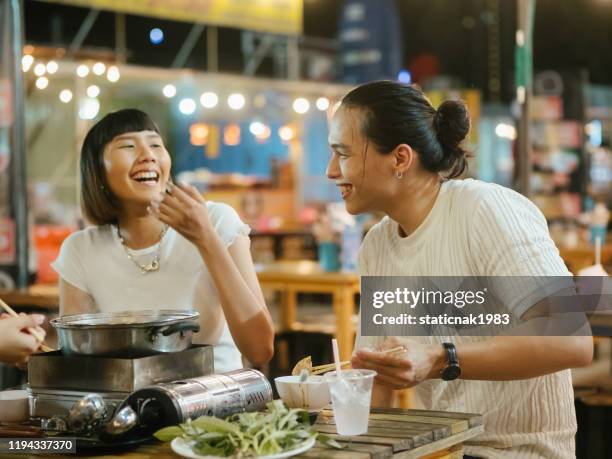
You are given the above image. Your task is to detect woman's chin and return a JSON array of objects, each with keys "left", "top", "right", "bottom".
[
  {"left": 344, "top": 200, "right": 366, "bottom": 216},
  {"left": 124, "top": 192, "right": 159, "bottom": 208},
  {"left": 135, "top": 184, "right": 163, "bottom": 198}
]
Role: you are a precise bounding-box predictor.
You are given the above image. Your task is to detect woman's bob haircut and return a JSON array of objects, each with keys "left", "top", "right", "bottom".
[{"left": 80, "top": 109, "right": 160, "bottom": 225}]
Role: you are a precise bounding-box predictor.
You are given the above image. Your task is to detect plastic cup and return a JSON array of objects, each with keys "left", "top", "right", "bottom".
[
  {"left": 318, "top": 242, "right": 341, "bottom": 272},
  {"left": 325, "top": 369, "right": 376, "bottom": 436},
  {"left": 590, "top": 225, "right": 607, "bottom": 245}
]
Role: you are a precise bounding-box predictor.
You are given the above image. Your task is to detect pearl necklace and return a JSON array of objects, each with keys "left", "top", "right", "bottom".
[{"left": 117, "top": 225, "right": 168, "bottom": 274}]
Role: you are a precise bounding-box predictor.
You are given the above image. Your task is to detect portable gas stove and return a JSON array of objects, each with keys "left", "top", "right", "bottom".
[{"left": 27, "top": 345, "right": 214, "bottom": 418}]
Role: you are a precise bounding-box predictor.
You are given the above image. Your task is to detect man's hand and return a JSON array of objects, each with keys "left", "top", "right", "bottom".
[{"left": 351, "top": 337, "right": 445, "bottom": 390}]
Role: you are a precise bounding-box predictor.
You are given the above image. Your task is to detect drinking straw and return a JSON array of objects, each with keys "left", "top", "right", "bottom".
[{"left": 331, "top": 338, "right": 342, "bottom": 378}]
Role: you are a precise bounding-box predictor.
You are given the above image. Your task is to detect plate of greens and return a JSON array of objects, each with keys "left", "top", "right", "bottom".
[
  {"left": 155, "top": 400, "right": 340, "bottom": 459},
  {"left": 170, "top": 436, "right": 316, "bottom": 459}
]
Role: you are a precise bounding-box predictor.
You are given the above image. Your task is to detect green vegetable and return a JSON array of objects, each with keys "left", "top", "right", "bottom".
[
  {"left": 154, "top": 400, "right": 343, "bottom": 457},
  {"left": 153, "top": 425, "right": 183, "bottom": 442}
]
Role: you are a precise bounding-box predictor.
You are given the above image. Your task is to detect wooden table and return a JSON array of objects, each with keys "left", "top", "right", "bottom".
[
  {"left": 0, "top": 284, "right": 59, "bottom": 311},
  {"left": 256, "top": 261, "right": 360, "bottom": 361},
  {"left": 558, "top": 242, "right": 612, "bottom": 273},
  {"left": 25, "top": 408, "right": 483, "bottom": 458}
]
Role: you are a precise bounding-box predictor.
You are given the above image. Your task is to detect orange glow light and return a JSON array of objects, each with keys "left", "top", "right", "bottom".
[
  {"left": 224, "top": 123, "right": 241, "bottom": 146},
  {"left": 190, "top": 123, "right": 209, "bottom": 146}
]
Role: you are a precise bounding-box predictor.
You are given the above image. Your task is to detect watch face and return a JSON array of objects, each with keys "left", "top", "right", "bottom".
[{"left": 442, "top": 364, "right": 461, "bottom": 381}]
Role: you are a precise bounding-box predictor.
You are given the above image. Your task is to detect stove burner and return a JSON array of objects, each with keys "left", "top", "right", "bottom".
[{"left": 28, "top": 345, "right": 214, "bottom": 419}]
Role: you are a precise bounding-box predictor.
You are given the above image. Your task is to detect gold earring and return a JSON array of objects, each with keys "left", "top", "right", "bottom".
[{"left": 395, "top": 170, "right": 403, "bottom": 179}]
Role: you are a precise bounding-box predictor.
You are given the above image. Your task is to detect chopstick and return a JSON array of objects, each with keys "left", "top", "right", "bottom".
[
  {"left": 310, "top": 361, "right": 350, "bottom": 375},
  {"left": 310, "top": 345, "right": 406, "bottom": 375},
  {"left": 0, "top": 298, "right": 54, "bottom": 353}
]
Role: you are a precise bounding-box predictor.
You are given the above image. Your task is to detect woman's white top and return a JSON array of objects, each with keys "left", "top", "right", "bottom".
[
  {"left": 356, "top": 179, "right": 576, "bottom": 459},
  {"left": 52, "top": 201, "right": 250, "bottom": 373}
]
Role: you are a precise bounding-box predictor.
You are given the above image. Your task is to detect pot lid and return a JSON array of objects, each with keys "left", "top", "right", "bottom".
[{"left": 50, "top": 310, "right": 199, "bottom": 329}]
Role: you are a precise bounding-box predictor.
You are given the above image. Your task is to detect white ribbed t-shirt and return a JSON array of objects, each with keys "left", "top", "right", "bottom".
[
  {"left": 356, "top": 179, "right": 577, "bottom": 459},
  {"left": 52, "top": 201, "right": 249, "bottom": 373}
]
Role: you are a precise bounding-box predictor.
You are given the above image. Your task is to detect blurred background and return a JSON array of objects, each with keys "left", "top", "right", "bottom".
[{"left": 0, "top": 1, "right": 611, "bottom": 456}]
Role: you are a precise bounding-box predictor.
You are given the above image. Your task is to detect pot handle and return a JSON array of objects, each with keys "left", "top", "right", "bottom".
[{"left": 150, "top": 321, "right": 201, "bottom": 340}]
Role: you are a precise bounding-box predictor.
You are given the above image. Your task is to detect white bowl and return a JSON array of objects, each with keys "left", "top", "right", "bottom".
[
  {"left": 0, "top": 390, "right": 29, "bottom": 422},
  {"left": 274, "top": 375, "right": 331, "bottom": 410}
]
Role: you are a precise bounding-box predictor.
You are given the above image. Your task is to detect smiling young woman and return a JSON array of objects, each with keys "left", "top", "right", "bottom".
[{"left": 52, "top": 109, "right": 274, "bottom": 370}]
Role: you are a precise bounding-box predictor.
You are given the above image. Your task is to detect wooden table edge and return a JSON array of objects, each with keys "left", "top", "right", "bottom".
[{"left": 390, "top": 425, "right": 484, "bottom": 458}]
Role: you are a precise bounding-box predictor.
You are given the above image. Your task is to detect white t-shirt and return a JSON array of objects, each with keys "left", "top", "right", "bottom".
[
  {"left": 52, "top": 201, "right": 250, "bottom": 373},
  {"left": 356, "top": 179, "right": 576, "bottom": 459}
]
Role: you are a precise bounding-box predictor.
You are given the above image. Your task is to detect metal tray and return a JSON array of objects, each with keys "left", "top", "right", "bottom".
[{"left": 28, "top": 388, "right": 127, "bottom": 419}]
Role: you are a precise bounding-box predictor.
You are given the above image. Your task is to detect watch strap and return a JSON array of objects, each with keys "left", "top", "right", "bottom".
[{"left": 442, "top": 342, "right": 458, "bottom": 365}]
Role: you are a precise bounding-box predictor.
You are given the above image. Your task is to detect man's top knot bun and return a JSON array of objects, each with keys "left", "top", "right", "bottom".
[{"left": 433, "top": 100, "right": 471, "bottom": 178}]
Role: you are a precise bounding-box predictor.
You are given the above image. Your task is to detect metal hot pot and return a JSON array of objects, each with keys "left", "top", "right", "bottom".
[{"left": 50, "top": 310, "right": 200, "bottom": 358}]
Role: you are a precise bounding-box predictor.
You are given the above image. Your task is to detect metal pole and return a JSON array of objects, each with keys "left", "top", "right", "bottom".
[
  {"left": 515, "top": 0, "right": 535, "bottom": 196},
  {"left": 8, "top": 0, "right": 28, "bottom": 288},
  {"left": 287, "top": 36, "right": 299, "bottom": 80},
  {"left": 487, "top": 0, "right": 502, "bottom": 102},
  {"left": 517, "top": 89, "right": 532, "bottom": 196},
  {"left": 68, "top": 9, "right": 99, "bottom": 58},
  {"left": 115, "top": 13, "right": 126, "bottom": 63},
  {"left": 206, "top": 26, "right": 218, "bottom": 72},
  {"left": 172, "top": 24, "right": 205, "bottom": 68},
  {"left": 244, "top": 34, "right": 276, "bottom": 76}
]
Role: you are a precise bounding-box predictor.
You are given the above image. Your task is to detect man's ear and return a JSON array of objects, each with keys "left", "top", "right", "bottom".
[{"left": 394, "top": 144, "right": 415, "bottom": 175}]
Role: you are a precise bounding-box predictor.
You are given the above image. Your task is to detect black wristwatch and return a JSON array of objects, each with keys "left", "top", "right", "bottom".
[{"left": 441, "top": 342, "right": 461, "bottom": 381}]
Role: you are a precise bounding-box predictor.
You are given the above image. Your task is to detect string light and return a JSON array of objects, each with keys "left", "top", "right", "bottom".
[
  {"left": 92, "top": 62, "right": 106, "bottom": 75},
  {"left": 397, "top": 70, "right": 412, "bottom": 84},
  {"left": 34, "top": 63, "right": 46, "bottom": 77},
  {"left": 200, "top": 92, "right": 218, "bottom": 108},
  {"left": 316, "top": 97, "right": 330, "bottom": 111},
  {"left": 35, "top": 77, "right": 49, "bottom": 90},
  {"left": 87, "top": 85, "right": 100, "bottom": 98},
  {"left": 79, "top": 97, "right": 100, "bottom": 120},
  {"left": 59, "top": 89, "right": 73, "bottom": 103},
  {"left": 495, "top": 123, "right": 517, "bottom": 140},
  {"left": 249, "top": 122, "right": 266, "bottom": 136},
  {"left": 254, "top": 124, "right": 271, "bottom": 141},
  {"left": 21, "top": 55, "right": 34, "bottom": 72},
  {"left": 76, "top": 64, "right": 89, "bottom": 77},
  {"left": 293, "top": 97, "right": 310, "bottom": 114},
  {"left": 279, "top": 125, "right": 296, "bottom": 142},
  {"left": 149, "top": 28, "right": 164, "bottom": 45},
  {"left": 46, "top": 61, "right": 58, "bottom": 74},
  {"left": 162, "top": 84, "right": 176, "bottom": 98},
  {"left": 107, "top": 66, "right": 120, "bottom": 82},
  {"left": 228, "top": 93, "right": 246, "bottom": 110},
  {"left": 179, "top": 98, "right": 196, "bottom": 115}
]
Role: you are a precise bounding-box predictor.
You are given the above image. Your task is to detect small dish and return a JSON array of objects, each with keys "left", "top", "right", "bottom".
[
  {"left": 0, "top": 390, "right": 30, "bottom": 423},
  {"left": 274, "top": 375, "right": 331, "bottom": 410}
]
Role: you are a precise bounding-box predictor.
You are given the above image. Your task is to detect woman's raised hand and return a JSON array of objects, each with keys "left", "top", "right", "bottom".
[{"left": 149, "top": 182, "right": 213, "bottom": 247}]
